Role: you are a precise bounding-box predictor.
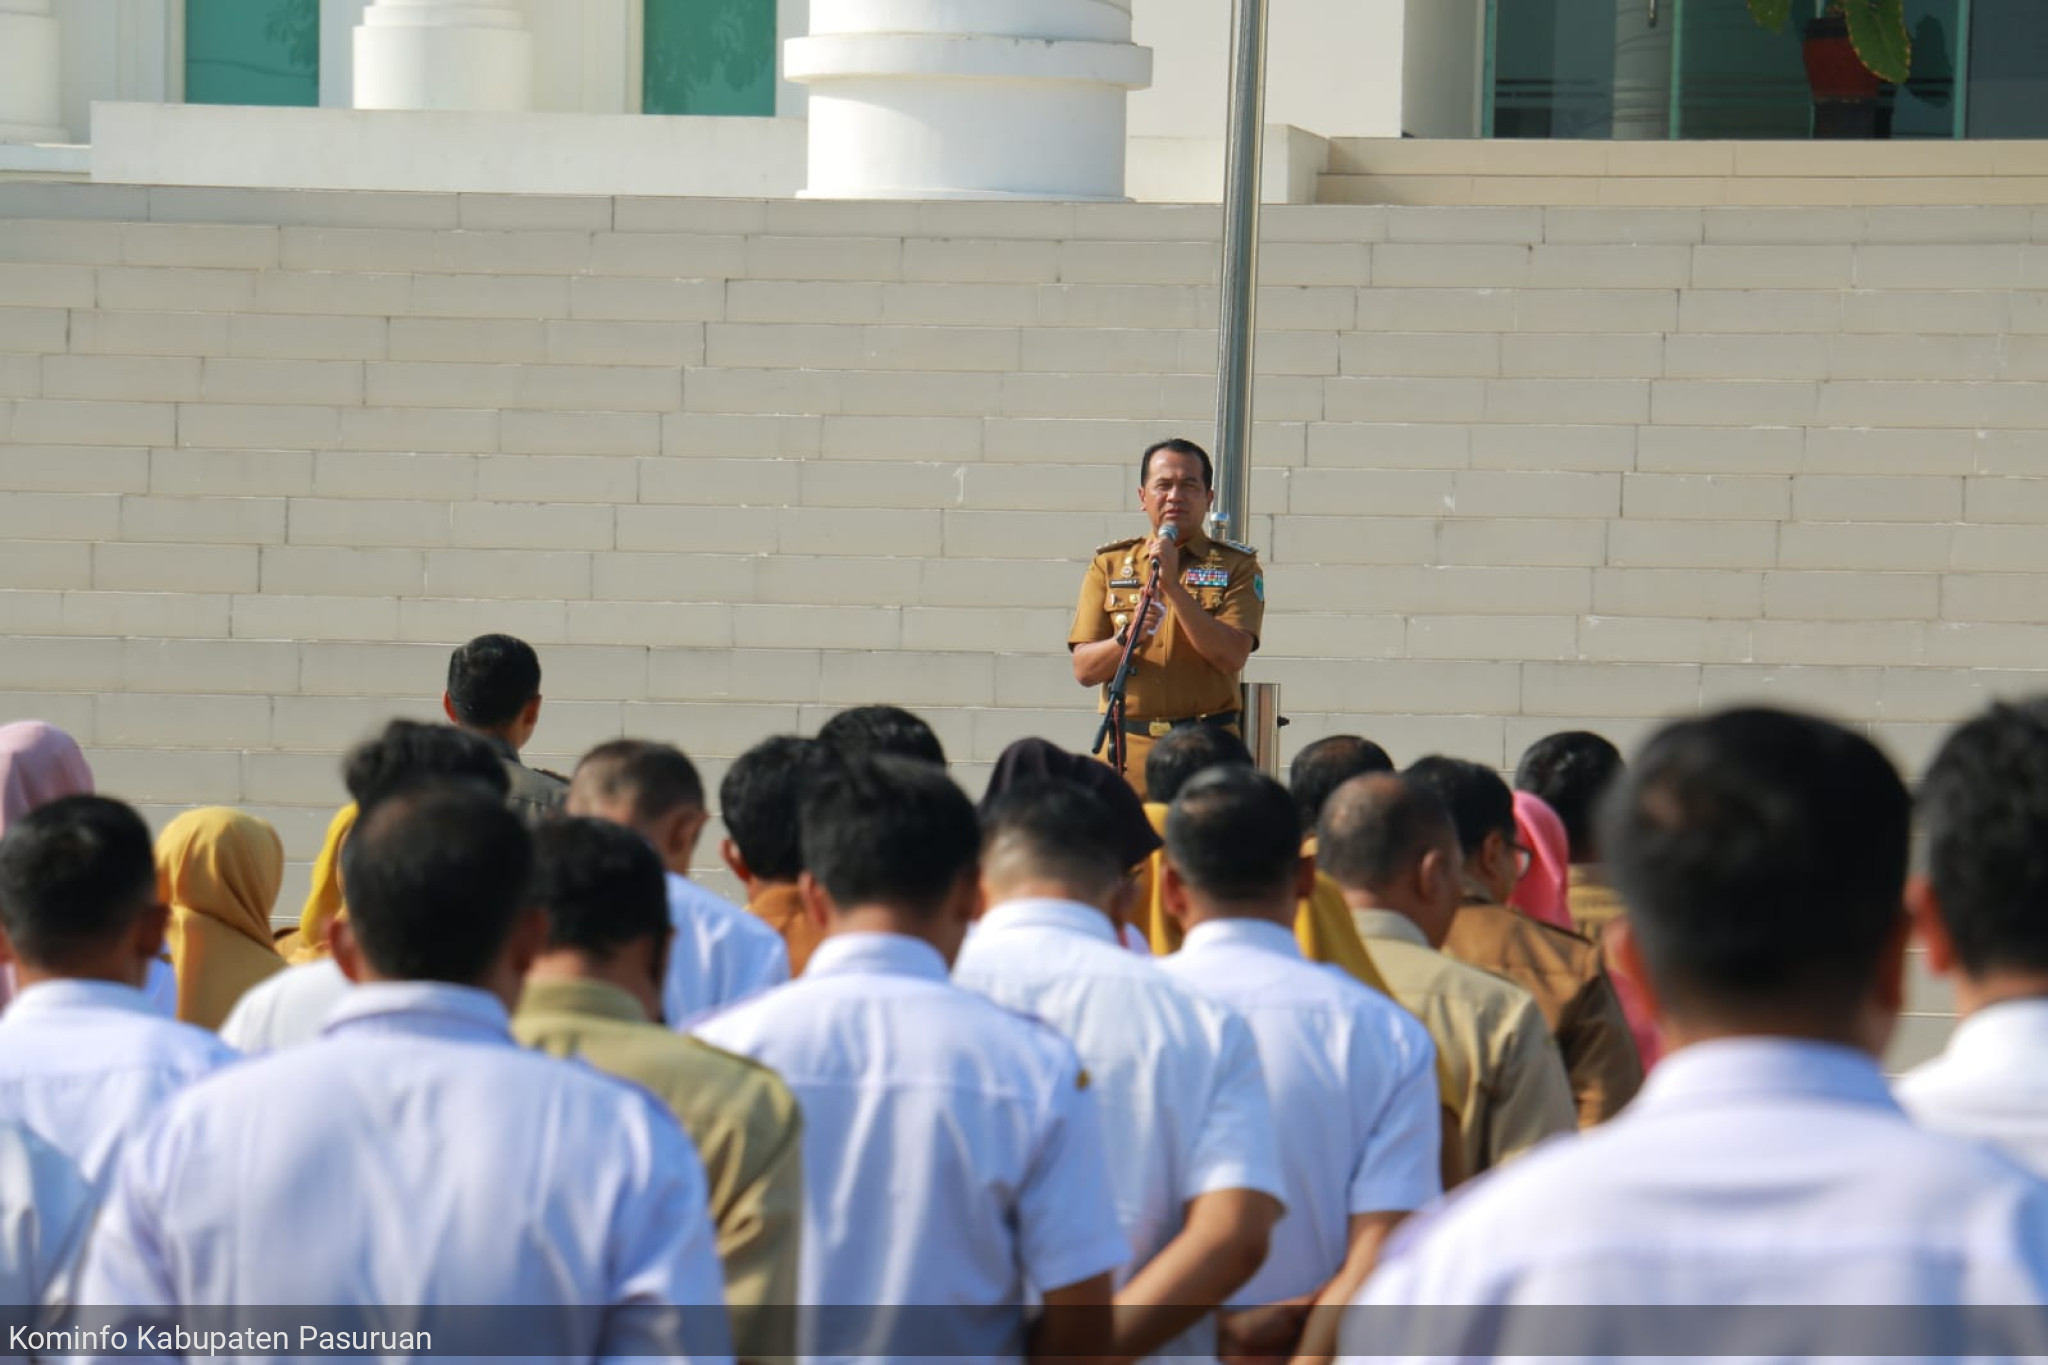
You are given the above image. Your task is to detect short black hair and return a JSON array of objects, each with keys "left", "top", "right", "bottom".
[
  {"left": 1140, "top": 438, "right": 1214, "bottom": 490},
  {"left": 445, "top": 634, "right": 543, "bottom": 731},
  {"left": 1165, "top": 766, "right": 1301, "bottom": 905},
  {"left": 1599, "top": 707, "right": 1909, "bottom": 1021},
  {"left": 1317, "top": 774, "right": 1458, "bottom": 893},
  {"left": 981, "top": 779, "right": 1126, "bottom": 899},
  {"left": 1919, "top": 699, "right": 2048, "bottom": 977},
  {"left": 720, "top": 735, "right": 816, "bottom": 884},
  {"left": 1403, "top": 756, "right": 1515, "bottom": 857},
  {"left": 816, "top": 705, "right": 946, "bottom": 768},
  {"left": 343, "top": 719, "right": 509, "bottom": 815},
  {"left": 801, "top": 755, "right": 980, "bottom": 920},
  {"left": 574, "top": 740, "right": 705, "bottom": 821},
  {"left": 530, "top": 817, "right": 670, "bottom": 959},
  {"left": 1514, "top": 731, "right": 1625, "bottom": 863},
  {"left": 1291, "top": 735, "right": 1395, "bottom": 835},
  {"left": 1145, "top": 725, "right": 1253, "bottom": 805},
  {"left": 0, "top": 796, "right": 156, "bottom": 968},
  {"left": 341, "top": 784, "right": 534, "bottom": 985}
]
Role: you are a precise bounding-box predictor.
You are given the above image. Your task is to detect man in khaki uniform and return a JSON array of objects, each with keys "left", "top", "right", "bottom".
[
  {"left": 442, "top": 633, "right": 569, "bottom": 826},
  {"left": 1407, "top": 756, "right": 1643, "bottom": 1130},
  {"left": 1070, "top": 439, "right": 1264, "bottom": 800},
  {"left": 511, "top": 818, "right": 802, "bottom": 1365},
  {"left": 1319, "top": 773, "right": 1575, "bottom": 1188},
  {"left": 1514, "top": 730, "right": 1629, "bottom": 941}
]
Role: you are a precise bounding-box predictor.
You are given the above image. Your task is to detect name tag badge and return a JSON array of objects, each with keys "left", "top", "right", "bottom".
[
  {"left": 1109, "top": 577, "right": 1143, "bottom": 589},
  {"left": 1184, "top": 567, "right": 1230, "bottom": 589}
]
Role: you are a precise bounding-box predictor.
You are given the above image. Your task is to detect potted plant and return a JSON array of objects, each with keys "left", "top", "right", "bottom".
[{"left": 1749, "top": 0, "right": 1912, "bottom": 137}]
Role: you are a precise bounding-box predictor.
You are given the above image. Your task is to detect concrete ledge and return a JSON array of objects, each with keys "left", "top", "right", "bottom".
[
  {"left": 1128, "top": 124, "right": 1329, "bottom": 204},
  {"left": 0, "top": 141, "right": 90, "bottom": 182}
]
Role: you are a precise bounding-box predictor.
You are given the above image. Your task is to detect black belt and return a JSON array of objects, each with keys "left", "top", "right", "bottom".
[{"left": 1122, "top": 710, "right": 1240, "bottom": 740}]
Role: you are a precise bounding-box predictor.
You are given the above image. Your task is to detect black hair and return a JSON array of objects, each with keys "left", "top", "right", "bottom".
[
  {"left": 981, "top": 779, "right": 1126, "bottom": 898},
  {"left": 1402, "top": 756, "right": 1515, "bottom": 858},
  {"left": 341, "top": 783, "right": 534, "bottom": 985},
  {"left": 1145, "top": 725, "right": 1253, "bottom": 805},
  {"left": 800, "top": 755, "right": 980, "bottom": 919},
  {"left": 1291, "top": 735, "right": 1395, "bottom": 835},
  {"left": 529, "top": 817, "right": 671, "bottom": 959},
  {"left": 1317, "top": 774, "right": 1459, "bottom": 893},
  {"left": 0, "top": 796, "right": 157, "bottom": 968},
  {"left": 816, "top": 705, "right": 947, "bottom": 768},
  {"left": 574, "top": 740, "right": 705, "bottom": 821},
  {"left": 445, "top": 634, "right": 543, "bottom": 731},
  {"left": 1140, "top": 438, "right": 1214, "bottom": 490},
  {"left": 1514, "top": 730, "right": 1625, "bottom": 863},
  {"left": 1919, "top": 699, "right": 2048, "bottom": 977},
  {"left": 720, "top": 735, "right": 816, "bottom": 884},
  {"left": 1599, "top": 707, "right": 1909, "bottom": 1020},
  {"left": 342, "top": 719, "right": 510, "bottom": 815},
  {"left": 1165, "top": 766, "right": 1301, "bottom": 905}
]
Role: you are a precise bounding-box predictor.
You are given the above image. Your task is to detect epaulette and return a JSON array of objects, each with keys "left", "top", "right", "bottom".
[
  {"left": 1095, "top": 535, "right": 1144, "bottom": 555},
  {"left": 1217, "top": 538, "right": 1258, "bottom": 556}
]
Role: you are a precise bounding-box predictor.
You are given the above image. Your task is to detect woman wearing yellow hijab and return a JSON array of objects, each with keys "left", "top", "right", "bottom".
[{"left": 156, "top": 808, "right": 287, "bottom": 1030}]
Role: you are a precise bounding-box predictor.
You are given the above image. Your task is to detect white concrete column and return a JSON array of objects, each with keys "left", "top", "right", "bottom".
[
  {"left": 0, "top": 0, "right": 66, "bottom": 142},
  {"left": 353, "top": 0, "right": 533, "bottom": 111},
  {"left": 787, "top": 0, "right": 1153, "bottom": 200}
]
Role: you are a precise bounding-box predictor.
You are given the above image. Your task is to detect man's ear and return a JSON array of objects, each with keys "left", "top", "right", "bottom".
[
  {"left": 798, "top": 872, "right": 834, "bottom": 931},
  {"left": 522, "top": 695, "right": 543, "bottom": 731},
  {"left": 1159, "top": 860, "right": 1194, "bottom": 928},
  {"left": 1905, "top": 874, "right": 1958, "bottom": 977},
  {"left": 133, "top": 901, "right": 171, "bottom": 962},
  {"left": 333, "top": 918, "right": 367, "bottom": 984},
  {"left": 719, "top": 837, "right": 752, "bottom": 886},
  {"left": 1293, "top": 852, "right": 1318, "bottom": 902},
  {"left": 1107, "top": 869, "right": 1144, "bottom": 929},
  {"left": 503, "top": 905, "right": 550, "bottom": 980},
  {"left": 1607, "top": 916, "right": 1663, "bottom": 1023},
  {"left": 441, "top": 692, "right": 461, "bottom": 725}
]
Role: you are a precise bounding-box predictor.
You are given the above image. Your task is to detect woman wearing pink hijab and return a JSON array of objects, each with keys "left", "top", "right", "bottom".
[
  {"left": 1510, "top": 790, "right": 1576, "bottom": 932},
  {"left": 0, "top": 722, "right": 98, "bottom": 1013}
]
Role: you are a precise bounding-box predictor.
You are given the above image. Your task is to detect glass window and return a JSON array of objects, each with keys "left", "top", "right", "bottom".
[
  {"left": 644, "top": 0, "right": 778, "bottom": 116},
  {"left": 184, "top": 0, "right": 319, "bottom": 108},
  {"left": 1967, "top": 0, "right": 2048, "bottom": 136}
]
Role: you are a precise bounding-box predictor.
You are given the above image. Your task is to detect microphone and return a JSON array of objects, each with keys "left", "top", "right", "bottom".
[{"left": 1152, "top": 522, "right": 1179, "bottom": 565}]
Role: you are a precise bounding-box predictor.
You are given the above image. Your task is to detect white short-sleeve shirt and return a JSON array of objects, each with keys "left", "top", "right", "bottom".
[
  {"left": 0, "top": 1119, "right": 96, "bottom": 1311},
  {"left": 1897, "top": 998, "right": 2048, "bottom": 1179},
  {"left": 79, "top": 982, "right": 732, "bottom": 1365},
  {"left": 664, "top": 872, "right": 790, "bottom": 1028},
  {"left": 1161, "top": 916, "right": 1442, "bottom": 1307},
  {"left": 0, "top": 979, "right": 237, "bottom": 1187},
  {"left": 1350, "top": 1039, "right": 2048, "bottom": 1364},
  {"left": 955, "top": 898, "right": 1287, "bottom": 1362},
  {"left": 695, "top": 931, "right": 1131, "bottom": 1364},
  {"left": 217, "top": 958, "right": 351, "bottom": 1053}
]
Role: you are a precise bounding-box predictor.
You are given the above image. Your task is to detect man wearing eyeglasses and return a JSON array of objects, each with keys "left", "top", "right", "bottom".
[
  {"left": 1403, "top": 756, "right": 1643, "bottom": 1129},
  {"left": 1069, "top": 438, "right": 1265, "bottom": 800}
]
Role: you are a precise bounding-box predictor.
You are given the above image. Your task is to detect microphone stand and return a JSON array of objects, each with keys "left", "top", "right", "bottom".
[{"left": 1091, "top": 548, "right": 1167, "bottom": 776}]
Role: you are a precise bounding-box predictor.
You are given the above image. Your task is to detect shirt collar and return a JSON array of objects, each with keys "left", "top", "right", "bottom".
[
  {"left": 1352, "top": 909, "right": 1431, "bottom": 950},
  {"left": 1180, "top": 916, "right": 1303, "bottom": 960},
  {"left": 1636, "top": 1037, "right": 1899, "bottom": 1116},
  {"left": 515, "top": 977, "right": 652, "bottom": 1027},
  {"left": 803, "top": 931, "right": 952, "bottom": 984},
  {"left": 979, "top": 897, "right": 1121, "bottom": 947},
  {"left": 1941, "top": 996, "right": 2048, "bottom": 1061},
  {"left": 475, "top": 732, "right": 521, "bottom": 766},
  {"left": 4, "top": 977, "right": 160, "bottom": 1021},
  {"left": 322, "top": 981, "right": 515, "bottom": 1043}
]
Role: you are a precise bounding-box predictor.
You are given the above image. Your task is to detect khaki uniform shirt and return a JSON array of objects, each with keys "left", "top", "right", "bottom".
[
  {"left": 512, "top": 979, "right": 803, "bottom": 1365},
  {"left": 481, "top": 734, "right": 569, "bottom": 828},
  {"left": 1443, "top": 900, "right": 1643, "bottom": 1129},
  {"left": 1069, "top": 529, "right": 1265, "bottom": 723},
  {"left": 748, "top": 882, "right": 823, "bottom": 979},
  {"left": 1352, "top": 910, "right": 1576, "bottom": 1188},
  {"left": 1566, "top": 865, "right": 1627, "bottom": 943}
]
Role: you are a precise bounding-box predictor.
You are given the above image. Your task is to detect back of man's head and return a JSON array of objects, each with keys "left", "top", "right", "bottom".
[
  {"left": 1918, "top": 699, "right": 2048, "bottom": 979},
  {"left": 720, "top": 735, "right": 815, "bottom": 885},
  {"left": 1291, "top": 735, "right": 1395, "bottom": 835},
  {"left": 0, "top": 796, "right": 156, "bottom": 971},
  {"left": 341, "top": 784, "right": 534, "bottom": 985},
  {"left": 981, "top": 779, "right": 1126, "bottom": 909},
  {"left": 801, "top": 755, "right": 980, "bottom": 919},
  {"left": 816, "top": 705, "right": 946, "bottom": 768},
  {"left": 1166, "top": 766, "right": 1301, "bottom": 909},
  {"left": 530, "top": 817, "right": 670, "bottom": 960},
  {"left": 1146, "top": 726, "right": 1253, "bottom": 805},
  {"left": 343, "top": 720, "right": 509, "bottom": 815},
  {"left": 1317, "top": 773, "right": 1459, "bottom": 896},
  {"left": 445, "top": 634, "right": 542, "bottom": 732},
  {"left": 1403, "top": 756, "right": 1515, "bottom": 858},
  {"left": 572, "top": 740, "right": 705, "bottom": 823},
  {"left": 1600, "top": 707, "right": 1909, "bottom": 1028},
  {"left": 1514, "top": 730, "right": 1624, "bottom": 863}
]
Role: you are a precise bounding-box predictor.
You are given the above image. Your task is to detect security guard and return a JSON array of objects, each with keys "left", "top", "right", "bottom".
[{"left": 1070, "top": 438, "right": 1264, "bottom": 799}]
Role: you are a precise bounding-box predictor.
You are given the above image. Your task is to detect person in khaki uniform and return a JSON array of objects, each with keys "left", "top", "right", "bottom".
[
  {"left": 1319, "top": 773, "right": 1576, "bottom": 1188},
  {"left": 511, "top": 818, "right": 802, "bottom": 1365},
  {"left": 1069, "top": 439, "right": 1264, "bottom": 800},
  {"left": 442, "top": 633, "right": 570, "bottom": 827},
  {"left": 1406, "top": 756, "right": 1643, "bottom": 1130},
  {"left": 1513, "top": 730, "right": 1630, "bottom": 942}
]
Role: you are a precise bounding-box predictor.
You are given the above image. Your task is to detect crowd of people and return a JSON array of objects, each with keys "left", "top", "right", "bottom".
[{"left": 4, "top": 631, "right": 2048, "bottom": 1362}]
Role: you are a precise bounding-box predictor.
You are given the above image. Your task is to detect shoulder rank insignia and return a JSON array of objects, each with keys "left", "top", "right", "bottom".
[
  {"left": 1217, "top": 538, "right": 1258, "bottom": 556},
  {"left": 1096, "top": 535, "right": 1143, "bottom": 556}
]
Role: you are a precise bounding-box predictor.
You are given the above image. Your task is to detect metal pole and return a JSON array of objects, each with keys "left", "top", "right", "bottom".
[{"left": 1211, "top": 0, "right": 1269, "bottom": 545}]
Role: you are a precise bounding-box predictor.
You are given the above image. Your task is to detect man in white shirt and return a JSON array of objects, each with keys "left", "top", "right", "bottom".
[
  {"left": 0, "top": 1119, "right": 95, "bottom": 1311},
  {"left": 1898, "top": 698, "right": 2048, "bottom": 1174},
  {"left": 1157, "top": 767, "right": 1442, "bottom": 1364},
  {"left": 955, "top": 776, "right": 1285, "bottom": 1362},
  {"left": 0, "top": 796, "right": 235, "bottom": 1186},
  {"left": 696, "top": 755, "right": 1128, "bottom": 1365},
  {"left": 570, "top": 740, "right": 788, "bottom": 1026},
  {"left": 1350, "top": 708, "right": 2048, "bottom": 1363},
  {"left": 81, "top": 784, "right": 732, "bottom": 1364}
]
